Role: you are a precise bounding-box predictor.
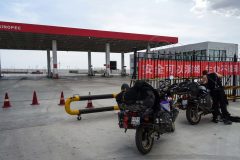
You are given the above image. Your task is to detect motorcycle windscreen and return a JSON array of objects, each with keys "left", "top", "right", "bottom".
[{"left": 160, "top": 101, "right": 170, "bottom": 112}]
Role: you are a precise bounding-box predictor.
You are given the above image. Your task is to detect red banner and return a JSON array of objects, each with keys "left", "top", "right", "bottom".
[{"left": 137, "top": 60, "right": 240, "bottom": 79}]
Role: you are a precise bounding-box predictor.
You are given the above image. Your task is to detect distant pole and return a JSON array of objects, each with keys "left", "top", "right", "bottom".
[
  {"left": 133, "top": 47, "right": 137, "bottom": 80},
  {"left": 88, "top": 51, "right": 92, "bottom": 76},
  {"left": 130, "top": 47, "right": 137, "bottom": 87},
  {"left": 105, "top": 43, "right": 111, "bottom": 77},
  {"left": 121, "top": 52, "right": 125, "bottom": 76},
  {"left": 52, "top": 40, "right": 59, "bottom": 79},
  {"left": 232, "top": 54, "right": 237, "bottom": 102},
  {"left": 47, "top": 50, "right": 51, "bottom": 78}
]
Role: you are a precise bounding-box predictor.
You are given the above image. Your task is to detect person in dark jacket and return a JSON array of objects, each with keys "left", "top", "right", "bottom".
[{"left": 201, "top": 70, "right": 232, "bottom": 125}]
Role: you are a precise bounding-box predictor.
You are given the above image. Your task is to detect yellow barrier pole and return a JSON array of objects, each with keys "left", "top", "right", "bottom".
[
  {"left": 65, "top": 93, "right": 119, "bottom": 116},
  {"left": 65, "top": 96, "right": 80, "bottom": 115}
]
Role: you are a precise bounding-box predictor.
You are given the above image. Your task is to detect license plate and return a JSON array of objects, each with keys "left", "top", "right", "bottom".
[
  {"left": 182, "top": 100, "right": 188, "bottom": 106},
  {"left": 131, "top": 117, "right": 140, "bottom": 126}
]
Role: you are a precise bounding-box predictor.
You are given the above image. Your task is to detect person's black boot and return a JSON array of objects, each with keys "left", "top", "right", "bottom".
[
  {"left": 223, "top": 118, "right": 232, "bottom": 125},
  {"left": 218, "top": 116, "right": 224, "bottom": 122},
  {"left": 211, "top": 118, "right": 218, "bottom": 123}
]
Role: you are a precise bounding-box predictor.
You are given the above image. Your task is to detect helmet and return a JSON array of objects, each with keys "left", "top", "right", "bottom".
[{"left": 121, "top": 83, "right": 130, "bottom": 91}]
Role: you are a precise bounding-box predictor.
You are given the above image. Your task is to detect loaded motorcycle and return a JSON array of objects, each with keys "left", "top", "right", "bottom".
[
  {"left": 117, "top": 80, "right": 179, "bottom": 154},
  {"left": 175, "top": 81, "right": 213, "bottom": 125}
]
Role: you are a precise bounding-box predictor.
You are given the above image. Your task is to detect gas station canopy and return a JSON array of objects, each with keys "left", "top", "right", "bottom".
[{"left": 0, "top": 21, "right": 178, "bottom": 53}]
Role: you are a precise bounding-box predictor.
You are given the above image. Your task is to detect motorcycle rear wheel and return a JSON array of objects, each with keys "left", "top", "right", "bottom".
[
  {"left": 135, "top": 126, "right": 154, "bottom": 154},
  {"left": 186, "top": 103, "right": 201, "bottom": 125}
]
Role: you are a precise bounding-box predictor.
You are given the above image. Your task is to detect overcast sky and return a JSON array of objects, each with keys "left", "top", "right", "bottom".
[{"left": 0, "top": 0, "right": 240, "bottom": 69}]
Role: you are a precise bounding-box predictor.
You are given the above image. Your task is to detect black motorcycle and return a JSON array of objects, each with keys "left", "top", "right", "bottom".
[
  {"left": 175, "top": 81, "right": 213, "bottom": 125},
  {"left": 117, "top": 81, "right": 179, "bottom": 154}
]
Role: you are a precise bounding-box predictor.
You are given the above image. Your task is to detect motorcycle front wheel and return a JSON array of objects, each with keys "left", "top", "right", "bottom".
[
  {"left": 135, "top": 126, "right": 154, "bottom": 154},
  {"left": 186, "top": 103, "right": 201, "bottom": 125}
]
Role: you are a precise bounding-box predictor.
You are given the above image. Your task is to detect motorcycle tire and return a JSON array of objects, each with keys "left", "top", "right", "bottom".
[
  {"left": 186, "top": 103, "right": 201, "bottom": 125},
  {"left": 135, "top": 126, "right": 154, "bottom": 154}
]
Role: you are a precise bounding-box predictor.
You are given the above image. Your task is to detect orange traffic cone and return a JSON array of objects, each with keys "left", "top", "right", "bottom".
[
  {"left": 31, "top": 91, "right": 39, "bottom": 105},
  {"left": 58, "top": 91, "right": 65, "bottom": 106},
  {"left": 2, "top": 92, "right": 11, "bottom": 108},
  {"left": 86, "top": 92, "right": 94, "bottom": 109}
]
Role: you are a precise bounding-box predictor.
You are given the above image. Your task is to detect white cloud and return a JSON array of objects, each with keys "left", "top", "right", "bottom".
[
  {"left": 155, "top": 0, "right": 169, "bottom": 3},
  {"left": 0, "top": 0, "right": 240, "bottom": 69},
  {"left": 191, "top": 0, "right": 240, "bottom": 18},
  {"left": 190, "top": 0, "right": 209, "bottom": 18},
  {"left": 212, "top": 8, "right": 240, "bottom": 19},
  {"left": 9, "top": 2, "right": 39, "bottom": 23}
]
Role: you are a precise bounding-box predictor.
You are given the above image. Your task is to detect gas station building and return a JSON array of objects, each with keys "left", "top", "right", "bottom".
[{"left": 0, "top": 21, "right": 178, "bottom": 78}]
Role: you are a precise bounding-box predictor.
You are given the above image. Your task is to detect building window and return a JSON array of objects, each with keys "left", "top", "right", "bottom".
[
  {"left": 175, "top": 52, "right": 182, "bottom": 60},
  {"left": 200, "top": 50, "right": 207, "bottom": 60},
  {"left": 214, "top": 50, "right": 220, "bottom": 61},
  {"left": 188, "top": 51, "right": 193, "bottom": 56},
  {"left": 183, "top": 52, "right": 189, "bottom": 60},
  {"left": 168, "top": 52, "right": 173, "bottom": 60},
  {"left": 209, "top": 49, "right": 215, "bottom": 61},
  {"left": 220, "top": 50, "right": 227, "bottom": 61},
  {"left": 195, "top": 50, "right": 201, "bottom": 60},
  {"left": 209, "top": 49, "right": 227, "bottom": 61}
]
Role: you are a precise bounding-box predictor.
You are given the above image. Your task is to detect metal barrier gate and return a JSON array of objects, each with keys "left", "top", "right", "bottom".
[
  {"left": 131, "top": 52, "right": 240, "bottom": 101},
  {"left": 65, "top": 94, "right": 119, "bottom": 120}
]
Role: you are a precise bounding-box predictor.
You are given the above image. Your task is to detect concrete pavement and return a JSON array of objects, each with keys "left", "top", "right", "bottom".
[{"left": 0, "top": 76, "right": 240, "bottom": 160}]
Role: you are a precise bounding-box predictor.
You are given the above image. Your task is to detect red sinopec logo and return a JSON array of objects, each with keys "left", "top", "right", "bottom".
[{"left": 0, "top": 24, "right": 21, "bottom": 31}]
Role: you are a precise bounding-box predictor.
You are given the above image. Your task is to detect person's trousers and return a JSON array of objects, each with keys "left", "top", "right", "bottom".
[{"left": 210, "top": 89, "right": 230, "bottom": 119}]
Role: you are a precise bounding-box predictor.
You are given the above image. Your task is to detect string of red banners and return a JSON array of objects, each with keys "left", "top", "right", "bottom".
[{"left": 137, "top": 59, "right": 240, "bottom": 79}]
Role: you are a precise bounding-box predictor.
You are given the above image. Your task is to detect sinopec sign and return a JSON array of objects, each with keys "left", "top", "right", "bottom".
[{"left": 0, "top": 24, "right": 21, "bottom": 31}]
